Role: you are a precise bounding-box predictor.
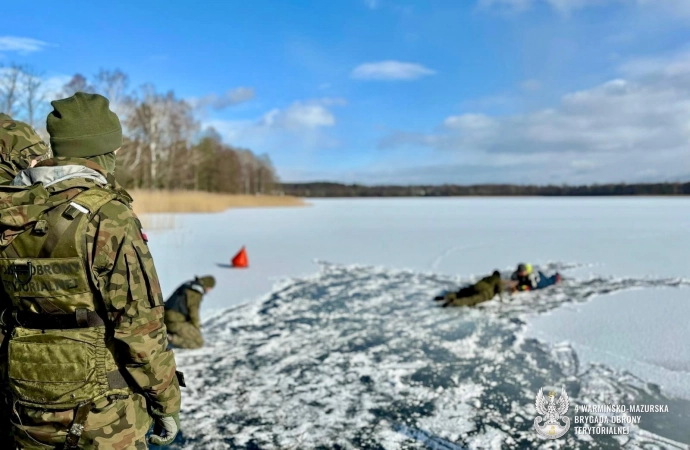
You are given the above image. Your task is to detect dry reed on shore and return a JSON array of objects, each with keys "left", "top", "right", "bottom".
[{"left": 130, "top": 190, "right": 306, "bottom": 215}]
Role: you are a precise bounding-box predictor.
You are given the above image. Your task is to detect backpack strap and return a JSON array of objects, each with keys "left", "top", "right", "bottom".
[
  {"left": 64, "top": 401, "right": 93, "bottom": 449},
  {"left": 8, "top": 309, "right": 106, "bottom": 329},
  {"left": 70, "top": 186, "right": 122, "bottom": 215},
  {"left": 188, "top": 281, "right": 205, "bottom": 295},
  {"left": 39, "top": 187, "right": 119, "bottom": 257}
]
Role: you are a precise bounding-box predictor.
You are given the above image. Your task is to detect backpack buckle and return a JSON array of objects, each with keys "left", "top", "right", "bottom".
[
  {"left": 11, "top": 262, "right": 33, "bottom": 286},
  {"left": 33, "top": 220, "right": 48, "bottom": 235},
  {"left": 63, "top": 202, "right": 90, "bottom": 220}
]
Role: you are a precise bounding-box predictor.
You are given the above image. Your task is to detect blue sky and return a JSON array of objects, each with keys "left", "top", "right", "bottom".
[{"left": 3, "top": 0, "right": 690, "bottom": 184}]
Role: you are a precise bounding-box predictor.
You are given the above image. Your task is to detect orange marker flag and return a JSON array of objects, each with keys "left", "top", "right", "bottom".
[{"left": 231, "top": 246, "right": 249, "bottom": 268}]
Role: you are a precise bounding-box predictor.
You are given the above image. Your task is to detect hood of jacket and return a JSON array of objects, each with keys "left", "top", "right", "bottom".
[{"left": 11, "top": 164, "right": 108, "bottom": 188}]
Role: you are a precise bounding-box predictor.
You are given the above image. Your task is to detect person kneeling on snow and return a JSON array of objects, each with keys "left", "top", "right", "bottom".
[
  {"left": 510, "top": 263, "right": 561, "bottom": 293},
  {"left": 436, "top": 270, "right": 504, "bottom": 307},
  {"left": 164, "top": 275, "right": 215, "bottom": 349}
]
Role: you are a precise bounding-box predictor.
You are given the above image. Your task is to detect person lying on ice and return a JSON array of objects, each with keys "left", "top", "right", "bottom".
[
  {"left": 510, "top": 263, "right": 561, "bottom": 293},
  {"left": 435, "top": 270, "right": 506, "bottom": 307},
  {"left": 164, "top": 275, "right": 215, "bottom": 349}
]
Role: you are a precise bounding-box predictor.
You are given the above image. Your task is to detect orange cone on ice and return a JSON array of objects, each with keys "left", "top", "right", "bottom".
[{"left": 231, "top": 246, "right": 249, "bottom": 268}]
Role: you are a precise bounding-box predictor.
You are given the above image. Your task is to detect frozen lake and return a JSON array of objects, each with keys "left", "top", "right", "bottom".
[
  {"left": 147, "top": 198, "right": 690, "bottom": 312},
  {"left": 143, "top": 198, "right": 690, "bottom": 449}
]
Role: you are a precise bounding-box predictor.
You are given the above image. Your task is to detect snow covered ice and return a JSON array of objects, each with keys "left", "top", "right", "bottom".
[{"left": 143, "top": 198, "right": 690, "bottom": 449}]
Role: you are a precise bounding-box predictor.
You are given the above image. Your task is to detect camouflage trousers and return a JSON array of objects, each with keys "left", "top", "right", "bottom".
[
  {"left": 166, "top": 321, "right": 204, "bottom": 349},
  {"left": 11, "top": 393, "right": 152, "bottom": 449},
  {"left": 443, "top": 289, "right": 494, "bottom": 307}
]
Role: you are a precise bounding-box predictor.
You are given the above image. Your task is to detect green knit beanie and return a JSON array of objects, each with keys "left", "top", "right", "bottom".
[
  {"left": 47, "top": 92, "right": 122, "bottom": 158},
  {"left": 196, "top": 275, "right": 216, "bottom": 289}
]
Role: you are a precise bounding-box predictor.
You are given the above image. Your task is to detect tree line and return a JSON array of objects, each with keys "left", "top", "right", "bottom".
[
  {"left": 281, "top": 182, "right": 690, "bottom": 197},
  {"left": 1, "top": 64, "right": 280, "bottom": 194}
]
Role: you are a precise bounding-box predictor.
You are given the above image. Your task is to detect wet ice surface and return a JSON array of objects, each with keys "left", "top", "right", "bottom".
[
  {"left": 146, "top": 199, "right": 690, "bottom": 448},
  {"left": 169, "top": 262, "right": 690, "bottom": 449},
  {"left": 526, "top": 288, "right": 690, "bottom": 400}
]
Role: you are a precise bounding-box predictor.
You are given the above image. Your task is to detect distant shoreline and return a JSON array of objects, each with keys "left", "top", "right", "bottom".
[
  {"left": 280, "top": 181, "right": 690, "bottom": 197},
  {"left": 127, "top": 184, "right": 690, "bottom": 217},
  {"left": 295, "top": 195, "right": 690, "bottom": 199},
  {"left": 131, "top": 190, "right": 306, "bottom": 215}
]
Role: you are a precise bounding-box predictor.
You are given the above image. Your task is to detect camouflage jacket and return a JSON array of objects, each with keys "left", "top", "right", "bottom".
[
  {"left": 164, "top": 282, "right": 204, "bottom": 329},
  {"left": 0, "top": 114, "right": 49, "bottom": 185},
  {"left": 474, "top": 273, "right": 503, "bottom": 296},
  {"left": 0, "top": 157, "right": 181, "bottom": 416}
]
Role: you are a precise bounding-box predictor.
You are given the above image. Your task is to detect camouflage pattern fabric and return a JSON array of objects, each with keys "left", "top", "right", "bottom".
[
  {"left": 443, "top": 273, "right": 504, "bottom": 307},
  {"left": 12, "top": 393, "right": 152, "bottom": 449},
  {"left": 0, "top": 158, "right": 181, "bottom": 447},
  {"left": 0, "top": 112, "right": 47, "bottom": 355},
  {"left": 166, "top": 321, "right": 204, "bottom": 349},
  {"left": 165, "top": 285, "right": 204, "bottom": 349},
  {"left": 0, "top": 114, "right": 49, "bottom": 185}
]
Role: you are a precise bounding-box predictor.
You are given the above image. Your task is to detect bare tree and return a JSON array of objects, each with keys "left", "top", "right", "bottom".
[
  {"left": 93, "top": 69, "right": 134, "bottom": 127},
  {"left": 0, "top": 64, "right": 25, "bottom": 116},
  {"left": 257, "top": 153, "right": 279, "bottom": 194},
  {"left": 61, "top": 74, "right": 95, "bottom": 97},
  {"left": 23, "top": 68, "right": 45, "bottom": 128},
  {"left": 124, "top": 85, "right": 198, "bottom": 188},
  {"left": 236, "top": 149, "right": 255, "bottom": 194},
  {"left": 50, "top": 67, "right": 283, "bottom": 194}
]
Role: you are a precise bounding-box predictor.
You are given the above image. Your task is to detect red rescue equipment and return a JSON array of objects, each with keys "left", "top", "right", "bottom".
[{"left": 231, "top": 246, "right": 249, "bottom": 268}]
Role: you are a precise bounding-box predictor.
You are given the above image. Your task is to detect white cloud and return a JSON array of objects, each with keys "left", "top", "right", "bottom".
[
  {"left": 203, "top": 119, "right": 253, "bottom": 144},
  {"left": 638, "top": 0, "right": 690, "bottom": 16},
  {"left": 189, "top": 87, "right": 255, "bottom": 111},
  {"left": 443, "top": 113, "right": 497, "bottom": 130},
  {"left": 569, "top": 159, "right": 600, "bottom": 169},
  {"left": 0, "top": 36, "right": 51, "bottom": 54},
  {"left": 252, "top": 98, "right": 345, "bottom": 131},
  {"left": 479, "top": 0, "right": 690, "bottom": 15},
  {"left": 41, "top": 74, "right": 73, "bottom": 99},
  {"left": 618, "top": 51, "right": 690, "bottom": 78},
  {"left": 520, "top": 79, "right": 542, "bottom": 91},
  {"left": 0, "top": 69, "right": 69, "bottom": 93},
  {"left": 315, "top": 97, "right": 348, "bottom": 107},
  {"left": 351, "top": 61, "right": 435, "bottom": 81},
  {"left": 479, "top": 0, "right": 535, "bottom": 11},
  {"left": 259, "top": 103, "right": 335, "bottom": 130},
  {"left": 479, "top": 0, "right": 621, "bottom": 13},
  {"left": 204, "top": 98, "right": 346, "bottom": 153},
  {"left": 378, "top": 52, "right": 690, "bottom": 183},
  {"left": 546, "top": 0, "right": 623, "bottom": 13}
]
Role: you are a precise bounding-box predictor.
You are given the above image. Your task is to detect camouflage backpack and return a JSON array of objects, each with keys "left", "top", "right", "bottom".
[
  {"left": 0, "top": 115, "right": 49, "bottom": 184},
  {"left": 0, "top": 182, "right": 131, "bottom": 411}
]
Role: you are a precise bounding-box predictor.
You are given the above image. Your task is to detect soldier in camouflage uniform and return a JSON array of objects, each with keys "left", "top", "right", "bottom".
[
  {"left": 0, "top": 115, "right": 49, "bottom": 438},
  {"left": 0, "top": 114, "right": 49, "bottom": 185},
  {"left": 0, "top": 93, "right": 182, "bottom": 449},
  {"left": 435, "top": 270, "right": 505, "bottom": 307},
  {"left": 0, "top": 114, "right": 49, "bottom": 347},
  {"left": 164, "top": 276, "right": 215, "bottom": 349}
]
